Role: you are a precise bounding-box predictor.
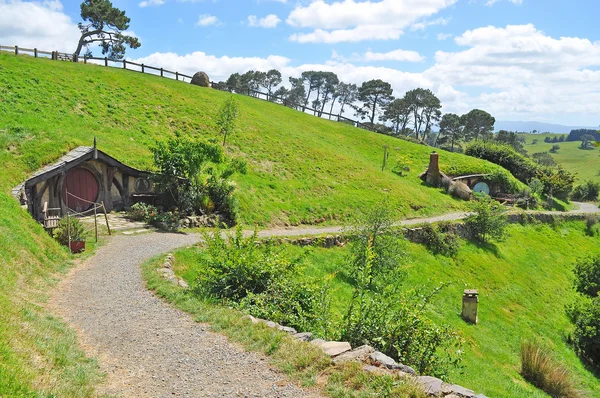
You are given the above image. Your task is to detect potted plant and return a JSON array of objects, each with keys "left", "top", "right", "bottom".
[{"left": 53, "top": 216, "right": 87, "bottom": 253}]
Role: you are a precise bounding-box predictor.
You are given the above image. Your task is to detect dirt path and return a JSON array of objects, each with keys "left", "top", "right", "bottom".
[{"left": 50, "top": 233, "right": 321, "bottom": 398}]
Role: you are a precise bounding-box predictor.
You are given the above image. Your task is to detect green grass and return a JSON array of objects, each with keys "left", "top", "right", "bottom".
[
  {"left": 0, "top": 192, "right": 105, "bottom": 397},
  {"left": 174, "top": 222, "right": 600, "bottom": 397},
  {"left": 521, "top": 133, "right": 600, "bottom": 184},
  {"left": 0, "top": 52, "right": 521, "bottom": 226}
]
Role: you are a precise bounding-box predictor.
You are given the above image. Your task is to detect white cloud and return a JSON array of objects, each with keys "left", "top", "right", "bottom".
[
  {"left": 485, "top": 0, "right": 523, "bottom": 6},
  {"left": 410, "top": 17, "right": 449, "bottom": 31},
  {"left": 363, "top": 49, "right": 425, "bottom": 62},
  {"left": 139, "top": 0, "right": 164, "bottom": 7},
  {"left": 0, "top": 0, "right": 80, "bottom": 51},
  {"left": 196, "top": 14, "right": 220, "bottom": 27},
  {"left": 437, "top": 33, "right": 452, "bottom": 40},
  {"left": 248, "top": 14, "right": 281, "bottom": 28},
  {"left": 287, "top": 0, "right": 456, "bottom": 43}
]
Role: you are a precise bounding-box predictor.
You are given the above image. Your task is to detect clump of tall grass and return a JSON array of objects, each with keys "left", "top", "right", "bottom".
[{"left": 521, "top": 340, "right": 580, "bottom": 398}]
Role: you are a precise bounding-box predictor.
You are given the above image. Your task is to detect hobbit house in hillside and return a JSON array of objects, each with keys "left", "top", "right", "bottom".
[{"left": 12, "top": 142, "right": 156, "bottom": 224}]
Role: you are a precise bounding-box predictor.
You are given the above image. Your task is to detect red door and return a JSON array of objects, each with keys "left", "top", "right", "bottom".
[{"left": 62, "top": 168, "right": 99, "bottom": 213}]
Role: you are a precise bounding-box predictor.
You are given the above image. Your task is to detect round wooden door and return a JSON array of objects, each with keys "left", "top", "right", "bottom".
[{"left": 62, "top": 167, "right": 99, "bottom": 213}]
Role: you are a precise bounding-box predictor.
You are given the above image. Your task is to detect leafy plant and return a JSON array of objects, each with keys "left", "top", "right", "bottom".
[
  {"left": 420, "top": 223, "right": 460, "bottom": 257},
  {"left": 127, "top": 202, "right": 156, "bottom": 221},
  {"left": 567, "top": 296, "right": 600, "bottom": 367},
  {"left": 343, "top": 201, "right": 406, "bottom": 289},
  {"left": 465, "top": 193, "right": 507, "bottom": 243},
  {"left": 573, "top": 255, "right": 600, "bottom": 298},
  {"left": 520, "top": 340, "right": 580, "bottom": 398},
  {"left": 341, "top": 239, "right": 462, "bottom": 378},
  {"left": 570, "top": 180, "right": 600, "bottom": 201},
  {"left": 147, "top": 209, "right": 179, "bottom": 232},
  {"left": 53, "top": 216, "right": 87, "bottom": 245},
  {"left": 216, "top": 96, "right": 239, "bottom": 146}
]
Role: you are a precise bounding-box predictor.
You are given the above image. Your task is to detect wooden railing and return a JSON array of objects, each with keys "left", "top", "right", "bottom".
[{"left": 1, "top": 44, "right": 387, "bottom": 135}]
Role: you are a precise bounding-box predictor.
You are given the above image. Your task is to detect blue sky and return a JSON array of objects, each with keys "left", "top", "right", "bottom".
[{"left": 2, "top": 0, "right": 600, "bottom": 126}]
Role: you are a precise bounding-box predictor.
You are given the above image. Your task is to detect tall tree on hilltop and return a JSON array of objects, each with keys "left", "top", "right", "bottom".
[
  {"left": 317, "top": 72, "right": 339, "bottom": 117},
  {"left": 437, "top": 113, "right": 464, "bottom": 151},
  {"left": 463, "top": 109, "right": 495, "bottom": 141},
  {"left": 355, "top": 79, "right": 394, "bottom": 125},
  {"left": 336, "top": 82, "right": 358, "bottom": 117},
  {"left": 382, "top": 98, "right": 411, "bottom": 135},
  {"left": 404, "top": 88, "right": 441, "bottom": 141},
  {"left": 74, "top": 0, "right": 140, "bottom": 61},
  {"left": 262, "top": 69, "right": 282, "bottom": 101},
  {"left": 301, "top": 71, "right": 325, "bottom": 111}
]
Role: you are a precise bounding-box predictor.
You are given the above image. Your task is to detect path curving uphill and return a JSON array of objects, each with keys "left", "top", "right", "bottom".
[{"left": 50, "top": 233, "right": 321, "bottom": 398}]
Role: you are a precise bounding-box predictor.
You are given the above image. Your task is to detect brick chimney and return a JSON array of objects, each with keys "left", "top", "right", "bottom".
[{"left": 426, "top": 151, "right": 441, "bottom": 187}]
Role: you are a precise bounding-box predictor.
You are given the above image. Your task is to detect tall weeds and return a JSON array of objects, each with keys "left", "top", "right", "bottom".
[{"left": 521, "top": 340, "right": 580, "bottom": 398}]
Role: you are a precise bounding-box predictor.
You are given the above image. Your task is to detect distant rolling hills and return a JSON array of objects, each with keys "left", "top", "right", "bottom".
[{"left": 495, "top": 120, "right": 598, "bottom": 134}]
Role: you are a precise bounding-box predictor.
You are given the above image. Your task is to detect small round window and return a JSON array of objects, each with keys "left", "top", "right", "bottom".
[
  {"left": 135, "top": 177, "right": 152, "bottom": 193},
  {"left": 473, "top": 182, "right": 490, "bottom": 195}
]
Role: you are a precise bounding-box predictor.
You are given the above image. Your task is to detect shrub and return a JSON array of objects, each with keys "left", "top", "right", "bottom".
[
  {"left": 53, "top": 216, "right": 87, "bottom": 246},
  {"left": 343, "top": 202, "right": 406, "bottom": 289},
  {"left": 573, "top": 255, "right": 600, "bottom": 298},
  {"left": 127, "top": 202, "right": 156, "bottom": 221},
  {"left": 148, "top": 209, "right": 179, "bottom": 232},
  {"left": 465, "top": 142, "right": 575, "bottom": 199},
  {"left": 570, "top": 180, "right": 600, "bottom": 202},
  {"left": 567, "top": 296, "right": 600, "bottom": 368},
  {"left": 194, "top": 227, "right": 300, "bottom": 301},
  {"left": 520, "top": 340, "right": 579, "bottom": 398},
  {"left": 420, "top": 224, "right": 460, "bottom": 257},
  {"left": 585, "top": 214, "right": 598, "bottom": 236},
  {"left": 341, "top": 241, "right": 462, "bottom": 378},
  {"left": 465, "top": 193, "right": 507, "bottom": 243}
]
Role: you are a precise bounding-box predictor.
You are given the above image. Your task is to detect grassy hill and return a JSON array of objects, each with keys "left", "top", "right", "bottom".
[
  {"left": 521, "top": 133, "right": 600, "bottom": 183},
  {"left": 0, "top": 52, "right": 521, "bottom": 226},
  {"left": 175, "top": 221, "right": 600, "bottom": 397}
]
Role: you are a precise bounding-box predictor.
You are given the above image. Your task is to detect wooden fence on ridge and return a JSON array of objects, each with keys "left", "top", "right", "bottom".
[{"left": 0, "top": 44, "right": 381, "bottom": 133}]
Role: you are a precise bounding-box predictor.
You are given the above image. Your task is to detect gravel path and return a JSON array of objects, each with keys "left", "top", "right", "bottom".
[{"left": 50, "top": 232, "right": 321, "bottom": 398}]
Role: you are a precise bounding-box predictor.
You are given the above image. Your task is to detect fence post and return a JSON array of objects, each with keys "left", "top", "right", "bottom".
[
  {"left": 34, "top": 48, "right": 37, "bottom": 58},
  {"left": 14, "top": 46, "right": 18, "bottom": 55},
  {"left": 104, "top": 57, "right": 108, "bottom": 67},
  {"left": 141, "top": 63, "right": 144, "bottom": 73},
  {"left": 123, "top": 60, "right": 126, "bottom": 69},
  {"left": 160, "top": 67, "right": 163, "bottom": 77},
  {"left": 175, "top": 71, "right": 178, "bottom": 81},
  {"left": 84, "top": 55, "right": 87, "bottom": 64}
]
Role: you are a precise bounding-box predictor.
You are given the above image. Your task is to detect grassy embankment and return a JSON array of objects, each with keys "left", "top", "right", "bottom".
[
  {"left": 521, "top": 133, "right": 600, "bottom": 183},
  {"left": 0, "top": 52, "right": 522, "bottom": 395},
  {"left": 0, "top": 52, "right": 522, "bottom": 226},
  {"left": 172, "top": 221, "right": 600, "bottom": 398}
]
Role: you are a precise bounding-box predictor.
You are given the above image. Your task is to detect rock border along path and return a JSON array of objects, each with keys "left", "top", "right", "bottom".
[
  {"left": 50, "top": 232, "right": 322, "bottom": 398},
  {"left": 50, "top": 203, "right": 599, "bottom": 397}
]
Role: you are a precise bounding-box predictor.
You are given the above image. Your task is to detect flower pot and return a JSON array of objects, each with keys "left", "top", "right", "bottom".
[{"left": 69, "top": 240, "right": 86, "bottom": 254}]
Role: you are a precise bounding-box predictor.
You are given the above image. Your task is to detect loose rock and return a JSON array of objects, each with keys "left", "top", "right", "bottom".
[
  {"left": 333, "top": 345, "right": 374, "bottom": 364},
  {"left": 417, "top": 376, "right": 444, "bottom": 397},
  {"left": 320, "top": 341, "right": 352, "bottom": 357},
  {"left": 369, "top": 351, "right": 400, "bottom": 369}
]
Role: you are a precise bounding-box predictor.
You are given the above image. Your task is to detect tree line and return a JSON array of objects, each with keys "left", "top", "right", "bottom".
[{"left": 214, "top": 69, "right": 496, "bottom": 151}]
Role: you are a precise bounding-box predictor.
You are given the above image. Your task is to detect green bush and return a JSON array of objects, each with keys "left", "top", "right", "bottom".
[
  {"left": 127, "top": 202, "right": 156, "bottom": 221},
  {"left": 148, "top": 209, "right": 179, "bottom": 232},
  {"left": 520, "top": 340, "right": 580, "bottom": 398},
  {"left": 420, "top": 224, "right": 460, "bottom": 257},
  {"left": 53, "top": 216, "right": 87, "bottom": 246},
  {"left": 466, "top": 142, "right": 575, "bottom": 199},
  {"left": 465, "top": 193, "right": 508, "bottom": 243},
  {"left": 573, "top": 255, "right": 600, "bottom": 298},
  {"left": 570, "top": 180, "right": 600, "bottom": 202},
  {"left": 566, "top": 296, "right": 600, "bottom": 367},
  {"left": 194, "top": 227, "right": 300, "bottom": 301},
  {"left": 341, "top": 241, "right": 462, "bottom": 378}
]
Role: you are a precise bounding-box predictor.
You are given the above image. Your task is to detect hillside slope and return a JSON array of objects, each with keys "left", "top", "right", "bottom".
[{"left": 0, "top": 53, "right": 520, "bottom": 226}]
